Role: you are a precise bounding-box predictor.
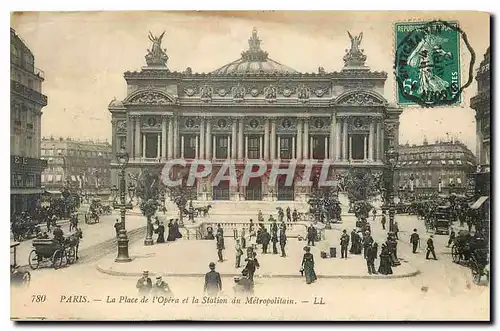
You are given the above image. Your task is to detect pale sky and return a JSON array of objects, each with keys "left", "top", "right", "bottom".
[{"left": 11, "top": 11, "right": 490, "bottom": 153}]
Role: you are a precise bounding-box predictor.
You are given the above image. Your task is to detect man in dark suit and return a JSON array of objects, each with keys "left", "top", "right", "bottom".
[
  {"left": 426, "top": 235, "right": 437, "bottom": 260},
  {"left": 279, "top": 229, "right": 287, "bottom": 257},
  {"left": 204, "top": 262, "right": 222, "bottom": 296},
  {"left": 261, "top": 228, "right": 271, "bottom": 254},
  {"left": 340, "top": 229, "right": 350, "bottom": 259},
  {"left": 410, "top": 229, "right": 420, "bottom": 253},
  {"left": 271, "top": 222, "right": 278, "bottom": 254},
  {"left": 136, "top": 270, "right": 152, "bottom": 295}
]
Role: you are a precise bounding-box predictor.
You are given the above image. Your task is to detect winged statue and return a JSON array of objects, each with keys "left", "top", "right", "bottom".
[
  {"left": 407, "top": 33, "right": 451, "bottom": 94},
  {"left": 146, "top": 31, "right": 169, "bottom": 66},
  {"left": 347, "top": 31, "right": 363, "bottom": 53}
]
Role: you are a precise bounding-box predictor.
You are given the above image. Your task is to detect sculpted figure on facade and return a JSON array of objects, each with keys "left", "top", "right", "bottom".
[
  {"left": 232, "top": 83, "right": 245, "bottom": 102},
  {"left": 264, "top": 84, "right": 277, "bottom": 102},
  {"left": 145, "top": 31, "right": 169, "bottom": 66},
  {"left": 343, "top": 31, "right": 367, "bottom": 67},
  {"left": 116, "top": 120, "right": 127, "bottom": 134},
  {"left": 128, "top": 91, "right": 170, "bottom": 105},
  {"left": 296, "top": 84, "right": 310, "bottom": 102},
  {"left": 200, "top": 84, "right": 213, "bottom": 102}
]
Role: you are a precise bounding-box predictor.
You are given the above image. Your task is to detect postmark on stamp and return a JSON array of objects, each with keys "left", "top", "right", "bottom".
[{"left": 394, "top": 20, "right": 475, "bottom": 107}]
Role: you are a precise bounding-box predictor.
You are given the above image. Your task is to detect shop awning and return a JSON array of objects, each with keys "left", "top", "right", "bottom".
[{"left": 470, "top": 196, "right": 489, "bottom": 210}]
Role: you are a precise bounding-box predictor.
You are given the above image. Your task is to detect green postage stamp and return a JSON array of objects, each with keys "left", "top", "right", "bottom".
[{"left": 394, "top": 21, "right": 462, "bottom": 107}]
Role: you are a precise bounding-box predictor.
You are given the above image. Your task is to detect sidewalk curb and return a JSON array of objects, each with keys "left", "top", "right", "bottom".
[{"left": 95, "top": 264, "right": 420, "bottom": 280}]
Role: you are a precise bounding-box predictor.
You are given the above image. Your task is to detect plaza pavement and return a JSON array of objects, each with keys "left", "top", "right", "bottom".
[{"left": 96, "top": 214, "right": 419, "bottom": 279}]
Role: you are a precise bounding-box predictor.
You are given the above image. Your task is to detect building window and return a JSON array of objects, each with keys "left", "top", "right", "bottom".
[
  {"left": 215, "top": 136, "right": 228, "bottom": 159},
  {"left": 312, "top": 136, "right": 326, "bottom": 159},
  {"left": 183, "top": 135, "right": 197, "bottom": 159},
  {"left": 26, "top": 175, "right": 35, "bottom": 188},
  {"left": 247, "top": 135, "right": 260, "bottom": 159},
  {"left": 12, "top": 173, "right": 23, "bottom": 187},
  {"left": 280, "top": 136, "right": 293, "bottom": 159}
]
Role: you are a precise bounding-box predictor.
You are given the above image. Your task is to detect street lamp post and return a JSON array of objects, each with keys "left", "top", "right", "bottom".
[
  {"left": 385, "top": 146, "right": 399, "bottom": 233},
  {"left": 115, "top": 147, "right": 131, "bottom": 263}
]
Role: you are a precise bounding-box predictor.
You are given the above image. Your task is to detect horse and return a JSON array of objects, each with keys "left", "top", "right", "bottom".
[{"left": 196, "top": 205, "right": 212, "bottom": 217}]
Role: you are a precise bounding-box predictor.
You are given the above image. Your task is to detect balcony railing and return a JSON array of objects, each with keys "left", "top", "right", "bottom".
[{"left": 11, "top": 80, "right": 48, "bottom": 106}]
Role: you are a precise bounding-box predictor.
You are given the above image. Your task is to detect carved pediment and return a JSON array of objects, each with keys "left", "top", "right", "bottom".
[
  {"left": 335, "top": 90, "right": 386, "bottom": 106},
  {"left": 127, "top": 90, "right": 174, "bottom": 105}
]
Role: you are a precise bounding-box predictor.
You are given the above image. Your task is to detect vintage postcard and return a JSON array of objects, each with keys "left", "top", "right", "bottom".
[{"left": 10, "top": 11, "right": 490, "bottom": 321}]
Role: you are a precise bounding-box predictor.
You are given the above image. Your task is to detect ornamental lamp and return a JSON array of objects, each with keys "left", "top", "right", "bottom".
[{"left": 116, "top": 147, "right": 129, "bottom": 169}]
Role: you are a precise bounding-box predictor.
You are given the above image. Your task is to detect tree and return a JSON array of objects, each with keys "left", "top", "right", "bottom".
[
  {"left": 165, "top": 185, "right": 188, "bottom": 222},
  {"left": 136, "top": 168, "right": 161, "bottom": 216},
  {"left": 344, "top": 169, "right": 380, "bottom": 202}
]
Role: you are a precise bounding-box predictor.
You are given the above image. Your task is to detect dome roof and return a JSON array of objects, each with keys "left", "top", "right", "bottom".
[{"left": 211, "top": 28, "right": 298, "bottom": 75}]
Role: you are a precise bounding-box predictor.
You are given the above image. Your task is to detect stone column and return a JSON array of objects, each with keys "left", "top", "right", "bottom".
[
  {"left": 297, "top": 120, "right": 303, "bottom": 159},
  {"left": 228, "top": 136, "right": 232, "bottom": 159},
  {"left": 292, "top": 136, "right": 296, "bottom": 159},
  {"left": 363, "top": 135, "right": 367, "bottom": 160},
  {"left": 111, "top": 119, "right": 117, "bottom": 155},
  {"left": 270, "top": 119, "right": 276, "bottom": 160},
  {"left": 157, "top": 134, "right": 161, "bottom": 159},
  {"left": 349, "top": 135, "right": 352, "bottom": 161},
  {"left": 161, "top": 116, "right": 167, "bottom": 160},
  {"left": 245, "top": 136, "right": 249, "bottom": 159},
  {"left": 369, "top": 121, "right": 374, "bottom": 161},
  {"left": 335, "top": 120, "right": 341, "bottom": 161},
  {"left": 303, "top": 119, "right": 309, "bottom": 159},
  {"left": 167, "top": 118, "right": 173, "bottom": 159},
  {"left": 264, "top": 119, "right": 270, "bottom": 160},
  {"left": 199, "top": 118, "right": 205, "bottom": 159},
  {"left": 330, "top": 115, "right": 336, "bottom": 160},
  {"left": 379, "top": 122, "right": 384, "bottom": 161},
  {"left": 343, "top": 119, "right": 348, "bottom": 161},
  {"left": 324, "top": 136, "right": 328, "bottom": 159},
  {"left": 238, "top": 119, "right": 244, "bottom": 159},
  {"left": 231, "top": 120, "right": 237, "bottom": 160},
  {"left": 195, "top": 136, "right": 199, "bottom": 159},
  {"left": 212, "top": 136, "right": 216, "bottom": 159},
  {"left": 309, "top": 136, "right": 313, "bottom": 159},
  {"left": 259, "top": 136, "right": 263, "bottom": 159},
  {"left": 277, "top": 136, "right": 281, "bottom": 159},
  {"left": 206, "top": 119, "right": 212, "bottom": 159},
  {"left": 127, "top": 116, "right": 133, "bottom": 157},
  {"left": 135, "top": 117, "right": 141, "bottom": 158},
  {"left": 181, "top": 135, "right": 185, "bottom": 158},
  {"left": 142, "top": 134, "right": 146, "bottom": 159},
  {"left": 173, "top": 117, "right": 179, "bottom": 158}
]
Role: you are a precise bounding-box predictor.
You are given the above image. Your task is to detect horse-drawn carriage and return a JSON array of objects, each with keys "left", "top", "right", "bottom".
[
  {"left": 11, "top": 218, "right": 42, "bottom": 242},
  {"left": 28, "top": 232, "right": 81, "bottom": 270},
  {"left": 11, "top": 242, "right": 30, "bottom": 287},
  {"left": 451, "top": 230, "right": 489, "bottom": 284},
  {"left": 425, "top": 205, "right": 451, "bottom": 235},
  {"left": 85, "top": 199, "right": 102, "bottom": 224}
]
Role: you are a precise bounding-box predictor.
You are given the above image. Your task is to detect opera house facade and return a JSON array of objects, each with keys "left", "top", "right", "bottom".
[{"left": 109, "top": 29, "right": 402, "bottom": 202}]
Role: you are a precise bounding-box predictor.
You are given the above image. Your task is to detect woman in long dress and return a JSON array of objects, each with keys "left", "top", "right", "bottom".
[
  {"left": 173, "top": 219, "right": 182, "bottom": 239},
  {"left": 166, "top": 219, "right": 176, "bottom": 242},
  {"left": 301, "top": 246, "right": 317, "bottom": 284},
  {"left": 378, "top": 243, "right": 393, "bottom": 275},
  {"left": 155, "top": 221, "right": 165, "bottom": 244}
]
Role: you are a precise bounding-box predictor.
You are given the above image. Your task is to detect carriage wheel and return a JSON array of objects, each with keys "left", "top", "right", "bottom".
[
  {"left": 451, "top": 246, "right": 461, "bottom": 263},
  {"left": 471, "top": 261, "right": 482, "bottom": 285},
  {"left": 28, "top": 250, "right": 39, "bottom": 270},
  {"left": 52, "top": 250, "right": 64, "bottom": 270},
  {"left": 66, "top": 247, "right": 76, "bottom": 264},
  {"left": 22, "top": 271, "right": 31, "bottom": 287}
]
